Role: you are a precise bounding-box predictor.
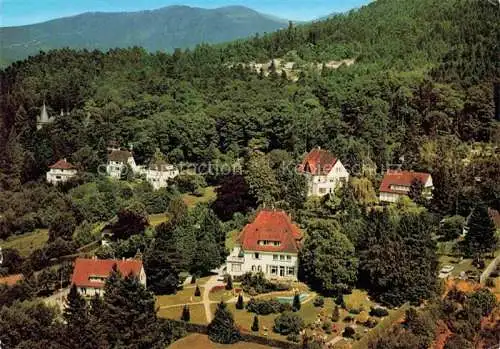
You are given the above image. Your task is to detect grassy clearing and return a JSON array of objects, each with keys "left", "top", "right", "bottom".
[
  {"left": 157, "top": 304, "right": 207, "bottom": 324},
  {"left": 156, "top": 287, "right": 203, "bottom": 307},
  {"left": 148, "top": 213, "right": 168, "bottom": 227},
  {"left": 1, "top": 229, "right": 49, "bottom": 256},
  {"left": 182, "top": 186, "right": 216, "bottom": 208},
  {"left": 169, "top": 334, "right": 272, "bottom": 349},
  {"left": 225, "top": 230, "right": 239, "bottom": 250},
  {"left": 344, "top": 289, "right": 373, "bottom": 310}
]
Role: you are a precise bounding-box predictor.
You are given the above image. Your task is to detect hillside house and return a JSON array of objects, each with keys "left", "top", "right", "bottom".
[
  {"left": 71, "top": 257, "right": 146, "bottom": 297},
  {"left": 379, "top": 170, "right": 433, "bottom": 203},
  {"left": 143, "top": 160, "right": 179, "bottom": 190},
  {"left": 106, "top": 149, "right": 136, "bottom": 179},
  {"left": 226, "top": 209, "right": 303, "bottom": 280},
  {"left": 299, "top": 147, "right": 349, "bottom": 197},
  {"left": 46, "top": 159, "right": 77, "bottom": 184}
]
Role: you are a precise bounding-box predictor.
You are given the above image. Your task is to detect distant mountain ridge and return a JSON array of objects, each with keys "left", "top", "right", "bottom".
[{"left": 0, "top": 5, "right": 289, "bottom": 66}]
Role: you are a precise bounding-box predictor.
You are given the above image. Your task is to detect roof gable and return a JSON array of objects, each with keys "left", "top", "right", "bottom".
[
  {"left": 108, "top": 150, "right": 133, "bottom": 163},
  {"left": 379, "top": 170, "right": 431, "bottom": 194},
  {"left": 49, "top": 159, "right": 76, "bottom": 170},
  {"left": 239, "top": 210, "right": 302, "bottom": 253},
  {"left": 299, "top": 148, "right": 338, "bottom": 175},
  {"left": 71, "top": 258, "right": 143, "bottom": 289}
]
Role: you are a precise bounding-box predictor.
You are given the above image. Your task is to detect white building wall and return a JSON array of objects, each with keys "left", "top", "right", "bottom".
[
  {"left": 308, "top": 160, "right": 349, "bottom": 197},
  {"left": 46, "top": 169, "right": 78, "bottom": 184},
  {"left": 145, "top": 168, "right": 179, "bottom": 190},
  {"left": 226, "top": 246, "right": 298, "bottom": 280}
]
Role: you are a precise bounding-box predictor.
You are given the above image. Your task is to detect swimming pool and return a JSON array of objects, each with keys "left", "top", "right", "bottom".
[{"left": 276, "top": 293, "right": 308, "bottom": 304}]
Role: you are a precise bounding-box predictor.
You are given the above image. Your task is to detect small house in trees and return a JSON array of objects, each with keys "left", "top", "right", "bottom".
[
  {"left": 298, "top": 147, "right": 349, "bottom": 197},
  {"left": 46, "top": 159, "right": 77, "bottom": 184},
  {"left": 225, "top": 209, "right": 303, "bottom": 280},
  {"left": 0, "top": 274, "right": 24, "bottom": 286},
  {"left": 378, "top": 170, "right": 433, "bottom": 203},
  {"left": 106, "top": 148, "right": 137, "bottom": 179},
  {"left": 36, "top": 102, "right": 55, "bottom": 130},
  {"left": 144, "top": 160, "right": 179, "bottom": 190},
  {"left": 71, "top": 257, "right": 146, "bottom": 297}
]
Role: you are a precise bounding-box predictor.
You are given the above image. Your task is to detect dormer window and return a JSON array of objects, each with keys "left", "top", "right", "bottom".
[{"left": 258, "top": 240, "right": 281, "bottom": 246}]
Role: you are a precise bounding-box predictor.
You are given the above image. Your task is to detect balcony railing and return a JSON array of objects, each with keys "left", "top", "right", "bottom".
[{"left": 227, "top": 256, "right": 244, "bottom": 263}]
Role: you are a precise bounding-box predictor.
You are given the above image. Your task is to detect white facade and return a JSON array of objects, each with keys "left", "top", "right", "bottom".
[
  {"left": 144, "top": 165, "right": 179, "bottom": 190},
  {"left": 226, "top": 246, "right": 298, "bottom": 280},
  {"left": 46, "top": 168, "right": 77, "bottom": 184},
  {"left": 379, "top": 176, "right": 434, "bottom": 203},
  {"left": 77, "top": 267, "right": 146, "bottom": 297},
  {"left": 307, "top": 160, "right": 349, "bottom": 197},
  {"left": 106, "top": 157, "right": 137, "bottom": 179}
]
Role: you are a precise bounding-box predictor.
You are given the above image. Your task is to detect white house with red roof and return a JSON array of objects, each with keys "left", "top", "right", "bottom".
[
  {"left": 46, "top": 159, "right": 77, "bottom": 184},
  {"left": 379, "top": 170, "right": 433, "bottom": 203},
  {"left": 298, "top": 147, "right": 349, "bottom": 197},
  {"left": 225, "top": 209, "right": 303, "bottom": 280},
  {"left": 71, "top": 257, "right": 146, "bottom": 297}
]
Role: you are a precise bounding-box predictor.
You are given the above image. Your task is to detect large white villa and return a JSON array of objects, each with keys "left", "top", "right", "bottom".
[
  {"left": 226, "top": 209, "right": 303, "bottom": 280},
  {"left": 71, "top": 257, "right": 146, "bottom": 297},
  {"left": 46, "top": 159, "right": 78, "bottom": 184},
  {"left": 299, "top": 147, "right": 349, "bottom": 197},
  {"left": 378, "top": 170, "right": 433, "bottom": 203}
]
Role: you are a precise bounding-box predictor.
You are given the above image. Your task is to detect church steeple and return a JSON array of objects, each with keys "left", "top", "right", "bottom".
[{"left": 36, "top": 102, "right": 54, "bottom": 130}]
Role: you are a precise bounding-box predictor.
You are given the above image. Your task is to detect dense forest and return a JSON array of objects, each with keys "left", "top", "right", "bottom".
[{"left": 0, "top": 0, "right": 499, "bottom": 348}]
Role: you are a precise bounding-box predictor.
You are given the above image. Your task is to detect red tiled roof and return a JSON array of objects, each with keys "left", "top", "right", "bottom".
[
  {"left": 71, "top": 258, "right": 143, "bottom": 289},
  {"left": 379, "top": 170, "right": 431, "bottom": 194},
  {"left": 298, "top": 148, "right": 338, "bottom": 175},
  {"left": 0, "top": 274, "right": 23, "bottom": 286},
  {"left": 49, "top": 159, "right": 76, "bottom": 170},
  {"left": 239, "top": 210, "right": 303, "bottom": 253}
]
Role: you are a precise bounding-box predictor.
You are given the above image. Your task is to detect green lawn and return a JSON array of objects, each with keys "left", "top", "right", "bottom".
[
  {"left": 1, "top": 229, "right": 49, "bottom": 256},
  {"left": 208, "top": 288, "right": 237, "bottom": 302},
  {"left": 169, "top": 334, "right": 273, "bottom": 349},
  {"left": 155, "top": 287, "right": 203, "bottom": 307},
  {"left": 158, "top": 304, "right": 207, "bottom": 324},
  {"left": 182, "top": 186, "right": 216, "bottom": 208}
]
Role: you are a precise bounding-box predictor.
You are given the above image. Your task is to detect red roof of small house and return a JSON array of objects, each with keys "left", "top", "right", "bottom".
[
  {"left": 238, "top": 210, "right": 303, "bottom": 253},
  {"left": 0, "top": 274, "right": 23, "bottom": 286},
  {"left": 379, "top": 170, "right": 431, "bottom": 194},
  {"left": 71, "top": 258, "right": 143, "bottom": 289},
  {"left": 49, "top": 159, "right": 76, "bottom": 170},
  {"left": 299, "top": 148, "right": 338, "bottom": 175}
]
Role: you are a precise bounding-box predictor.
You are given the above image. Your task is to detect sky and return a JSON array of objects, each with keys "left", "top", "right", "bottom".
[{"left": 0, "top": 0, "right": 371, "bottom": 27}]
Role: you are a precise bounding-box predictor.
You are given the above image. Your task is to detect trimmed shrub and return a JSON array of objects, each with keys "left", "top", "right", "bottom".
[
  {"left": 292, "top": 293, "right": 301, "bottom": 312},
  {"left": 342, "top": 326, "right": 356, "bottom": 338},
  {"left": 313, "top": 296, "right": 324, "bottom": 307},
  {"left": 322, "top": 320, "right": 333, "bottom": 334},
  {"left": 365, "top": 318, "right": 378, "bottom": 328},
  {"left": 226, "top": 275, "right": 233, "bottom": 290},
  {"left": 235, "top": 294, "right": 244, "bottom": 310},
  {"left": 274, "top": 312, "right": 304, "bottom": 336},
  {"left": 194, "top": 285, "right": 201, "bottom": 297},
  {"left": 332, "top": 305, "right": 340, "bottom": 322},
  {"left": 181, "top": 305, "right": 190, "bottom": 322},
  {"left": 349, "top": 307, "right": 361, "bottom": 314},
  {"left": 370, "top": 307, "right": 389, "bottom": 317},
  {"left": 251, "top": 315, "right": 259, "bottom": 332},
  {"left": 286, "top": 333, "right": 300, "bottom": 343},
  {"left": 246, "top": 298, "right": 284, "bottom": 315},
  {"left": 241, "top": 272, "right": 290, "bottom": 294}
]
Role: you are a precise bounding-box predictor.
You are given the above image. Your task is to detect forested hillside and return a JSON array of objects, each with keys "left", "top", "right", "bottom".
[
  {"left": 1, "top": 0, "right": 498, "bottom": 195},
  {"left": 0, "top": 5, "right": 288, "bottom": 66}
]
